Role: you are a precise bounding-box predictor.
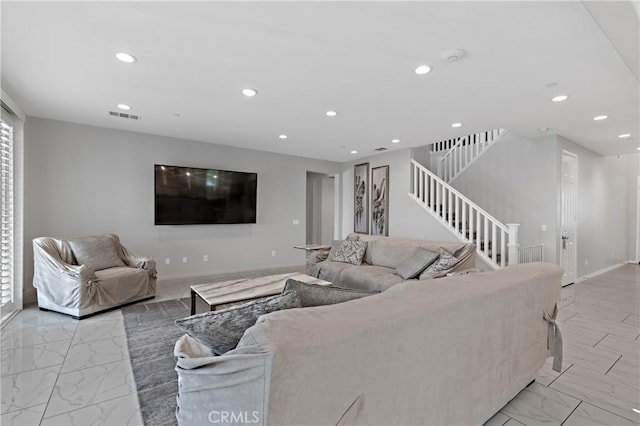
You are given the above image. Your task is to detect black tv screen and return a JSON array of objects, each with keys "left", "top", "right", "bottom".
[{"left": 154, "top": 165, "right": 257, "bottom": 225}]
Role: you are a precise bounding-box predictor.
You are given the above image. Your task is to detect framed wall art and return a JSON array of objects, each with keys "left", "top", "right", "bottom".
[
  {"left": 371, "top": 165, "right": 389, "bottom": 236},
  {"left": 353, "top": 163, "right": 369, "bottom": 234}
]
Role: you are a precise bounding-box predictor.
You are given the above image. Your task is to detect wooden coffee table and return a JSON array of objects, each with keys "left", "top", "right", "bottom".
[{"left": 190, "top": 272, "right": 332, "bottom": 315}]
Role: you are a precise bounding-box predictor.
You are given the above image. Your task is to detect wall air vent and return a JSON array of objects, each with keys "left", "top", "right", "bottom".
[
  {"left": 374, "top": 147, "right": 388, "bottom": 151},
  {"left": 108, "top": 111, "right": 140, "bottom": 120}
]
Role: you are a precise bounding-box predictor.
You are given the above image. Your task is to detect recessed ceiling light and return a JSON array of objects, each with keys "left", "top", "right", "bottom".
[
  {"left": 414, "top": 65, "right": 432, "bottom": 75},
  {"left": 391, "top": 139, "right": 400, "bottom": 144},
  {"left": 636, "top": 147, "right": 640, "bottom": 151},
  {"left": 593, "top": 115, "right": 608, "bottom": 121},
  {"left": 538, "top": 127, "right": 550, "bottom": 132},
  {"left": 115, "top": 52, "right": 136, "bottom": 63},
  {"left": 117, "top": 104, "right": 131, "bottom": 110},
  {"left": 242, "top": 88, "right": 258, "bottom": 97},
  {"left": 619, "top": 133, "right": 632, "bottom": 139},
  {"left": 350, "top": 150, "right": 358, "bottom": 154},
  {"left": 451, "top": 122, "right": 463, "bottom": 128},
  {"left": 279, "top": 134, "right": 287, "bottom": 140},
  {"left": 326, "top": 110, "right": 337, "bottom": 117},
  {"left": 551, "top": 95, "right": 569, "bottom": 102}
]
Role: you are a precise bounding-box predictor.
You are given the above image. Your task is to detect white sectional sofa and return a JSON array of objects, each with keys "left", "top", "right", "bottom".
[{"left": 174, "top": 262, "right": 563, "bottom": 425}]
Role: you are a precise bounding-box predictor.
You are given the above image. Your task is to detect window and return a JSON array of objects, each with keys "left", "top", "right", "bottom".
[{"left": 0, "top": 117, "right": 13, "bottom": 308}]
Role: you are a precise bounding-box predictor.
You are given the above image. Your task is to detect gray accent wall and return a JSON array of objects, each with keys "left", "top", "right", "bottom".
[
  {"left": 24, "top": 117, "right": 338, "bottom": 292},
  {"left": 556, "top": 136, "right": 635, "bottom": 276},
  {"left": 451, "top": 131, "right": 635, "bottom": 278},
  {"left": 451, "top": 132, "right": 558, "bottom": 264}
]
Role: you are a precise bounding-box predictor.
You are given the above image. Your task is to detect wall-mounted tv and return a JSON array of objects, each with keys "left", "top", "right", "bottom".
[{"left": 154, "top": 164, "right": 257, "bottom": 225}]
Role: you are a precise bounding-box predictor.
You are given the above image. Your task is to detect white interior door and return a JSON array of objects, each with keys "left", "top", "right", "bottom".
[{"left": 560, "top": 151, "right": 578, "bottom": 286}]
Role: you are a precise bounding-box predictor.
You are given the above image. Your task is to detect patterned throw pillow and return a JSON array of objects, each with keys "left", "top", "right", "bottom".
[
  {"left": 283, "top": 279, "right": 379, "bottom": 307},
  {"left": 328, "top": 240, "right": 368, "bottom": 265},
  {"left": 423, "top": 248, "right": 459, "bottom": 273},
  {"left": 394, "top": 247, "right": 440, "bottom": 279},
  {"left": 175, "top": 291, "right": 302, "bottom": 355},
  {"left": 67, "top": 235, "right": 126, "bottom": 271}
]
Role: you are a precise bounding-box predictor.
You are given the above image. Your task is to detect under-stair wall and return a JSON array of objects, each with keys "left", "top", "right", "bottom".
[{"left": 449, "top": 132, "right": 558, "bottom": 264}]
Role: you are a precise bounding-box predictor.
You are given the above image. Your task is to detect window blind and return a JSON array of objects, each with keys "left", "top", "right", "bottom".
[{"left": 0, "top": 118, "right": 13, "bottom": 306}]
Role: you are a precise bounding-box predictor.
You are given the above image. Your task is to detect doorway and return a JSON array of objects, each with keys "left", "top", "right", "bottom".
[
  {"left": 306, "top": 173, "right": 335, "bottom": 245},
  {"left": 637, "top": 176, "right": 640, "bottom": 263},
  {"left": 560, "top": 150, "right": 578, "bottom": 286}
]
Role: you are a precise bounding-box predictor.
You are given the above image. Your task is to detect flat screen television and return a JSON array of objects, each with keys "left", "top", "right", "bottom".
[{"left": 154, "top": 164, "right": 257, "bottom": 225}]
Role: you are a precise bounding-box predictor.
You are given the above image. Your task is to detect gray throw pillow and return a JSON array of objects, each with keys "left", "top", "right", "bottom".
[
  {"left": 394, "top": 247, "right": 440, "bottom": 279},
  {"left": 283, "top": 279, "right": 379, "bottom": 307},
  {"left": 175, "top": 291, "right": 302, "bottom": 355},
  {"left": 67, "top": 235, "right": 126, "bottom": 271},
  {"left": 423, "top": 248, "right": 460, "bottom": 273},
  {"left": 327, "top": 240, "right": 368, "bottom": 265}
]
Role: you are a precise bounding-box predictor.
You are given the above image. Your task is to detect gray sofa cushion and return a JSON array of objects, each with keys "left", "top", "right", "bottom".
[
  {"left": 328, "top": 240, "right": 368, "bottom": 265},
  {"left": 175, "top": 291, "right": 302, "bottom": 355},
  {"left": 339, "top": 265, "right": 405, "bottom": 291},
  {"left": 283, "top": 279, "right": 379, "bottom": 307},
  {"left": 423, "top": 248, "right": 460, "bottom": 273},
  {"left": 67, "top": 235, "right": 126, "bottom": 271},
  {"left": 395, "top": 247, "right": 440, "bottom": 279}
]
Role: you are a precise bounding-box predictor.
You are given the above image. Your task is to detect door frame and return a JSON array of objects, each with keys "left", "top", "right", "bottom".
[
  {"left": 560, "top": 150, "right": 578, "bottom": 286},
  {"left": 636, "top": 176, "right": 640, "bottom": 263}
]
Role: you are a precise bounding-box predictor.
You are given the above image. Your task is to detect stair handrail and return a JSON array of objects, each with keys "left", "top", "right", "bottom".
[
  {"left": 439, "top": 128, "right": 506, "bottom": 182},
  {"left": 409, "top": 159, "right": 519, "bottom": 269}
]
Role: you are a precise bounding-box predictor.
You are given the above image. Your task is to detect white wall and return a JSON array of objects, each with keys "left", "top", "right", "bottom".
[
  {"left": 339, "top": 148, "right": 458, "bottom": 242},
  {"left": 556, "top": 137, "right": 633, "bottom": 276},
  {"left": 626, "top": 153, "right": 639, "bottom": 262},
  {"left": 24, "top": 117, "right": 338, "bottom": 291},
  {"left": 450, "top": 132, "right": 558, "bottom": 263}
]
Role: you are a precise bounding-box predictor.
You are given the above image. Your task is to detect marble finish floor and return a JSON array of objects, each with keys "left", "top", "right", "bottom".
[{"left": 1, "top": 263, "right": 638, "bottom": 425}]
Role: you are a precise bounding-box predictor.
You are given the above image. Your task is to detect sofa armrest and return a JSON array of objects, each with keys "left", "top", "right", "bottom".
[
  {"left": 112, "top": 235, "right": 157, "bottom": 278},
  {"left": 446, "top": 268, "right": 480, "bottom": 277}
]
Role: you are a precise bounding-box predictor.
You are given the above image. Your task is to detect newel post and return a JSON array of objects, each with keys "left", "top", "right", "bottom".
[{"left": 507, "top": 223, "right": 520, "bottom": 265}]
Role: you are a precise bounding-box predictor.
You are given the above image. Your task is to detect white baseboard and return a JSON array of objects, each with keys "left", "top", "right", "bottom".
[{"left": 575, "top": 262, "right": 627, "bottom": 283}]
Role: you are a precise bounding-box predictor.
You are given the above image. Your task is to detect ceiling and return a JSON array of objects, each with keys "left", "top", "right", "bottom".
[{"left": 2, "top": 1, "right": 639, "bottom": 162}]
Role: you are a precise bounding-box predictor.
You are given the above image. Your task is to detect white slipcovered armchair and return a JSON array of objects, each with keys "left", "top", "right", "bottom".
[{"left": 33, "top": 234, "right": 156, "bottom": 319}]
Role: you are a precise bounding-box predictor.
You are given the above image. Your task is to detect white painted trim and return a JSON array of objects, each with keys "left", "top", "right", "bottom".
[
  {"left": 0, "top": 90, "right": 26, "bottom": 121},
  {"left": 333, "top": 173, "right": 342, "bottom": 240},
  {"left": 636, "top": 175, "right": 639, "bottom": 263},
  {"left": 574, "top": 262, "right": 627, "bottom": 283}
]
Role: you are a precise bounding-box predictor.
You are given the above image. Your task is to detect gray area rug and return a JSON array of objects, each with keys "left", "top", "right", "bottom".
[{"left": 123, "top": 298, "right": 190, "bottom": 426}]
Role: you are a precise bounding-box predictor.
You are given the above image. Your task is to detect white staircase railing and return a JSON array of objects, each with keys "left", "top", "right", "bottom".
[
  {"left": 439, "top": 128, "right": 506, "bottom": 182},
  {"left": 409, "top": 159, "right": 519, "bottom": 269}
]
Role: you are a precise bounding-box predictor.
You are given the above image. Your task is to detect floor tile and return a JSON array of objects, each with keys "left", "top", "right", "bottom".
[
  {"left": 71, "top": 318, "right": 125, "bottom": 346},
  {"left": 563, "top": 314, "right": 639, "bottom": 341},
  {"left": 0, "top": 403, "right": 47, "bottom": 426},
  {"left": 44, "top": 360, "right": 136, "bottom": 418},
  {"left": 606, "top": 356, "right": 639, "bottom": 388},
  {"left": 1, "top": 308, "right": 76, "bottom": 332},
  {"left": 503, "top": 418, "right": 525, "bottom": 425},
  {"left": 591, "top": 299, "right": 638, "bottom": 315},
  {"left": 535, "top": 358, "right": 572, "bottom": 387},
  {"left": 501, "top": 382, "right": 580, "bottom": 425},
  {"left": 560, "top": 323, "right": 608, "bottom": 347},
  {"left": 562, "top": 401, "right": 638, "bottom": 426},
  {"left": 0, "top": 365, "right": 60, "bottom": 414},
  {"left": 483, "top": 411, "right": 510, "bottom": 426},
  {"left": 1, "top": 339, "right": 71, "bottom": 376},
  {"left": 41, "top": 393, "right": 143, "bottom": 426},
  {"left": 61, "top": 335, "right": 128, "bottom": 373},
  {"left": 594, "top": 334, "right": 640, "bottom": 359},
  {"left": 563, "top": 341, "right": 621, "bottom": 374},
  {"left": 622, "top": 314, "right": 639, "bottom": 327},
  {"left": 549, "top": 364, "right": 640, "bottom": 422},
  {"left": 1, "top": 322, "right": 77, "bottom": 350}
]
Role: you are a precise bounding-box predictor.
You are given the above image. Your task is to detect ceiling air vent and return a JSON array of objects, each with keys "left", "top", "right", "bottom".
[
  {"left": 109, "top": 111, "right": 140, "bottom": 120},
  {"left": 374, "top": 147, "right": 388, "bottom": 152}
]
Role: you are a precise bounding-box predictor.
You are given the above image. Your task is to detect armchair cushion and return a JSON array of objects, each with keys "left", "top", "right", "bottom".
[{"left": 67, "top": 235, "right": 125, "bottom": 271}]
